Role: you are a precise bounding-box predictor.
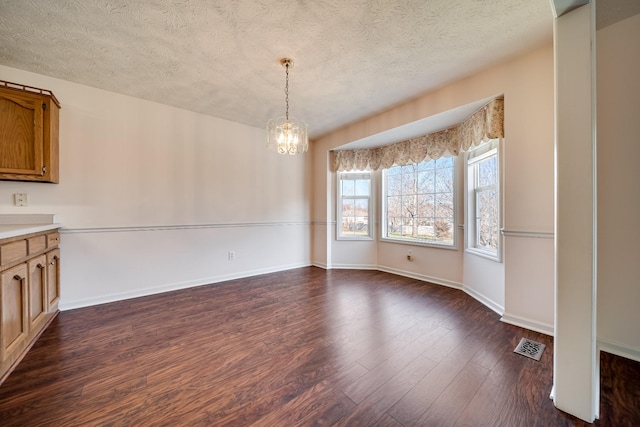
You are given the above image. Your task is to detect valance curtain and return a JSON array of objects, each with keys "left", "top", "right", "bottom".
[{"left": 332, "top": 96, "right": 504, "bottom": 172}]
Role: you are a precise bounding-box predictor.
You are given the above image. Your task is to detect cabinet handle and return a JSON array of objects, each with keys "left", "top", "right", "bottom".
[
  {"left": 13, "top": 274, "right": 24, "bottom": 281},
  {"left": 37, "top": 263, "right": 44, "bottom": 269},
  {"left": 42, "top": 166, "right": 47, "bottom": 174}
]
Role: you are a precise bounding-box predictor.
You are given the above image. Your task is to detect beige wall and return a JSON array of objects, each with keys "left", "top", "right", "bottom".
[
  {"left": 597, "top": 13, "right": 640, "bottom": 359},
  {"left": 312, "top": 44, "right": 555, "bottom": 329},
  {"left": 0, "top": 65, "right": 312, "bottom": 309}
]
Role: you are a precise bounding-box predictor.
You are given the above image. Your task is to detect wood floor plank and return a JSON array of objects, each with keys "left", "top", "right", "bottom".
[
  {"left": 374, "top": 414, "right": 405, "bottom": 427},
  {"left": 0, "top": 267, "right": 636, "bottom": 426},
  {"left": 599, "top": 350, "right": 640, "bottom": 425},
  {"left": 387, "top": 354, "right": 471, "bottom": 425},
  {"left": 335, "top": 354, "right": 438, "bottom": 426},
  {"left": 343, "top": 326, "right": 447, "bottom": 404},
  {"left": 455, "top": 361, "right": 524, "bottom": 427},
  {"left": 415, "top": 361, "right": 490, "bottom": 426}
]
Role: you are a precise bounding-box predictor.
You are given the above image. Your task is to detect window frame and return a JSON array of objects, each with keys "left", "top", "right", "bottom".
[
  {"left": 465, "top": 139, "right": 502, "bottom": 261},
  {"left": 336, "top": 170, "right": 374, "bottom": 240},
  {"left": 381, "top": 158, "right": 458, "bottom": 249}
]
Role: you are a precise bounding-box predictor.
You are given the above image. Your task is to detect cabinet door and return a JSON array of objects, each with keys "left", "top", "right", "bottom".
[
  {"left": 0, "top": 89, "right": 44, "bottom": 178},
  {"left": 1, "top": 264, "right": 28, "bottom": 361},
  {"left": 28, "top": 255, "right": 47, "bottom": 329},
  {"left": 46, "top": 249, "right": 60, "bottom": 311}
]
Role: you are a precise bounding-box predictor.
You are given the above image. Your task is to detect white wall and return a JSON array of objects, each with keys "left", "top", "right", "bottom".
[
  {"left": 0, "top": 65, "right": 311, "bottom": 309},
  {"left": 501, "top": 42, "right": 555, "bottom": 335},
  {"left": 312, "top": 44, "right": 555, "bottom": 331},
  {"left": 597, "top": 13, "right": 640, "bottom": 360}
]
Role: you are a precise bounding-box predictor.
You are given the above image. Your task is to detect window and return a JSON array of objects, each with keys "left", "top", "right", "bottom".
[
  {"left": 382, "top": 158, "right": 455, "bottom": 246},
  {"left": 466, "top": 139, "right": 501, "bottom": 260},
  {"left": 337, "top": 171, "right": 373, "bottom": 239}
]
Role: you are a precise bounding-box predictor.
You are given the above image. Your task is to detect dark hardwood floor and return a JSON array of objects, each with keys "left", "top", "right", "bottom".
[{"left": 0, "top": 267, "right": 638, "bottom": 426}]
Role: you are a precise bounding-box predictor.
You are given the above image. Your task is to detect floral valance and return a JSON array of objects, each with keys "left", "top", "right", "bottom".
[{"left": 332, "top": 96, "right": 504, "bottom": 172}]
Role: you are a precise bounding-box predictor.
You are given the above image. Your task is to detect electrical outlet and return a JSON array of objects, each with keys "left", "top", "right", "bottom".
[
  {"left": 407, "top": 249, "right": 413, "bottom": 261},
  {"left": 228, "top": 251, "right": 235, "bottom": 260},
  {"left": 14, "top": 193, "right": 28, "bottom": 207}
]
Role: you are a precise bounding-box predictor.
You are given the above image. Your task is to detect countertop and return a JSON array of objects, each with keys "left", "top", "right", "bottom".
[{"left": 0, "top": 214, "right": 61, "bottom": 240}]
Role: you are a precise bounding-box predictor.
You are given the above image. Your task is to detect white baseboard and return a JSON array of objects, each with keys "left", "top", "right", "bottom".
[
  {"left": 597, "top": 338, "right": 640, "bottom": 363},
  {"left": 463, "top": 285, "right": 504, "bottom": 316},
  {"left": 59, "top": 262, "right": 311, "bottom": 311},
  {"left": 311, "top": 261, "right": 329, "bottom": 269},
  {"left": 331, "top": 263, "right": 378, "bottom": 270},
  {"left": 377, "top": 267, "right": 505, "bottom": 317},
  {"left": 500, "top": 313, "right": 554, "bottom": 336},
  {"left": 377, "top": 265, "right": 463, "bottom": 289}
]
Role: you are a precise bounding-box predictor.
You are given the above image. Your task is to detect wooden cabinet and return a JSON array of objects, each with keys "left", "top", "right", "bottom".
[
  {"left": 0, "top": 80, "right": 60, "bottom": 183},
  {"left": 28, "top": 255, "right": 47, "bottom": 330},
  {"left": 1, "top": 264, "right": 28, "bottom": 361},
  {"left": 0, "top": 229, "right": 60, "bottom": 384},
  {"left": 46, "top": 248, "right": 61, "bottom": 310}
]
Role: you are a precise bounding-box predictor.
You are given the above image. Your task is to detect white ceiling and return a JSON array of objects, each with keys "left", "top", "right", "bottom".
[{"left": 0, "top": 1, "right": 554, "bottom": 139}]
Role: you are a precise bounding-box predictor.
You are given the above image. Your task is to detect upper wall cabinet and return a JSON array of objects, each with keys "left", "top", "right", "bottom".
[{"left": 0, "top": 81, "right": 60, "bottom": 183}]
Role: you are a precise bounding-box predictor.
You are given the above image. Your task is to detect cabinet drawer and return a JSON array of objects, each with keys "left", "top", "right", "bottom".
[
  {"left": 46, "top": 232, "right": 60, "bottom": 248},
  {"left": 0, "top": 240, "right": 27, "bottom": 266},
  {"left": 28, "top": 235, "right": 47, "bottom": 254}
]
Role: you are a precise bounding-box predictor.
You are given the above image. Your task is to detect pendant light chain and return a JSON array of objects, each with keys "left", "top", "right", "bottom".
[{"left": 284, "top": 62, "right": 290, "bottom": 121}]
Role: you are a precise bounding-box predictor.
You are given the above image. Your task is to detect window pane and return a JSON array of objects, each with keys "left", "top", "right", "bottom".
[
  {"left": 387, "top": 166, "right": 402, "bottom": 176},
  {"left": 342, "top": 179, "right": 355, "bottom": 196},
  {"left": 355, "top": 179, "right": 370, "bottom": 196},
  {"left": 402, "top": 195, "right": 417, "bottom": 220},
  {"left": 477, "top": 188, "right": 498, "bottom": 250},
  {"left": 355, "top": 199, "right": 369, "bottom": 231},
  {"left": 417, "top": 194, "right": 433, "bottom": 218},
  {"left": 383, "top": 159, "right": 454, "bottom": 246},
  {"left": 417, "top": 161, "right": 432, "bottom": 172},
  {"left": 387, "top": 173, "right": 402, "bottom": 195},
  {"left": 417, "top": 170, "right": 434, "bottom": 193},
  {"left": 387, "top": 217, "right": 401, "bottom": 237},
  {"left": 401, "top": 164, "right": 415, "bottom": 175},
  {"left": 478, "top": 156, "right": 497, "bottom": 187},
  {"left": 402, "top": 217, "right": 415, "bottom": 238},
  {"left": 387, "top": 195, "right": 402, "bottom": 217},
  {"left": 342, "top": 199, "right": 355, "bottom": 216},
  {"left": 436, "top": 157, "right": 454, "bottom": 168},
  {"left": 434, "top": 217, "right": 453, "bottom": 243},
  {"left": 435, "top": 192, "right": 453, "bottom": 217},
  {"left": 341, "top": 199, "right": 355, "bottom": 235},
  {"left": 435, "top": 167, "right": 453, "bottom": 192},
  {"left": 401, "top": 169, "right": 416, "bottom": 192}
]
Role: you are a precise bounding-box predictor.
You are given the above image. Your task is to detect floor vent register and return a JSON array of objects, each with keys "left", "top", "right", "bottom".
[{"left": 513, "top": 337, "right": 546, "bottom": 361}]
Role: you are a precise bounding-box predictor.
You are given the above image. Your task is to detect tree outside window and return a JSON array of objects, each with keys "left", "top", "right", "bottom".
[{"left": 383, "top": 158, "right": 455, "bottom": 246}]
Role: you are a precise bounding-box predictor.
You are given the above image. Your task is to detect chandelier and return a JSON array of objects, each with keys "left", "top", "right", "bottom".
[{"left": 266, "top": 58, "right": 308, "bottom": 155}]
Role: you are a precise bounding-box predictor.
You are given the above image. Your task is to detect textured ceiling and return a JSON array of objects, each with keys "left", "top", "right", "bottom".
[
  {"left": 0, "top": 0, "right": 553, "bottom": 139},
  {"left": 596, "top": 0, "right": 640, "bottom": 29}
]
